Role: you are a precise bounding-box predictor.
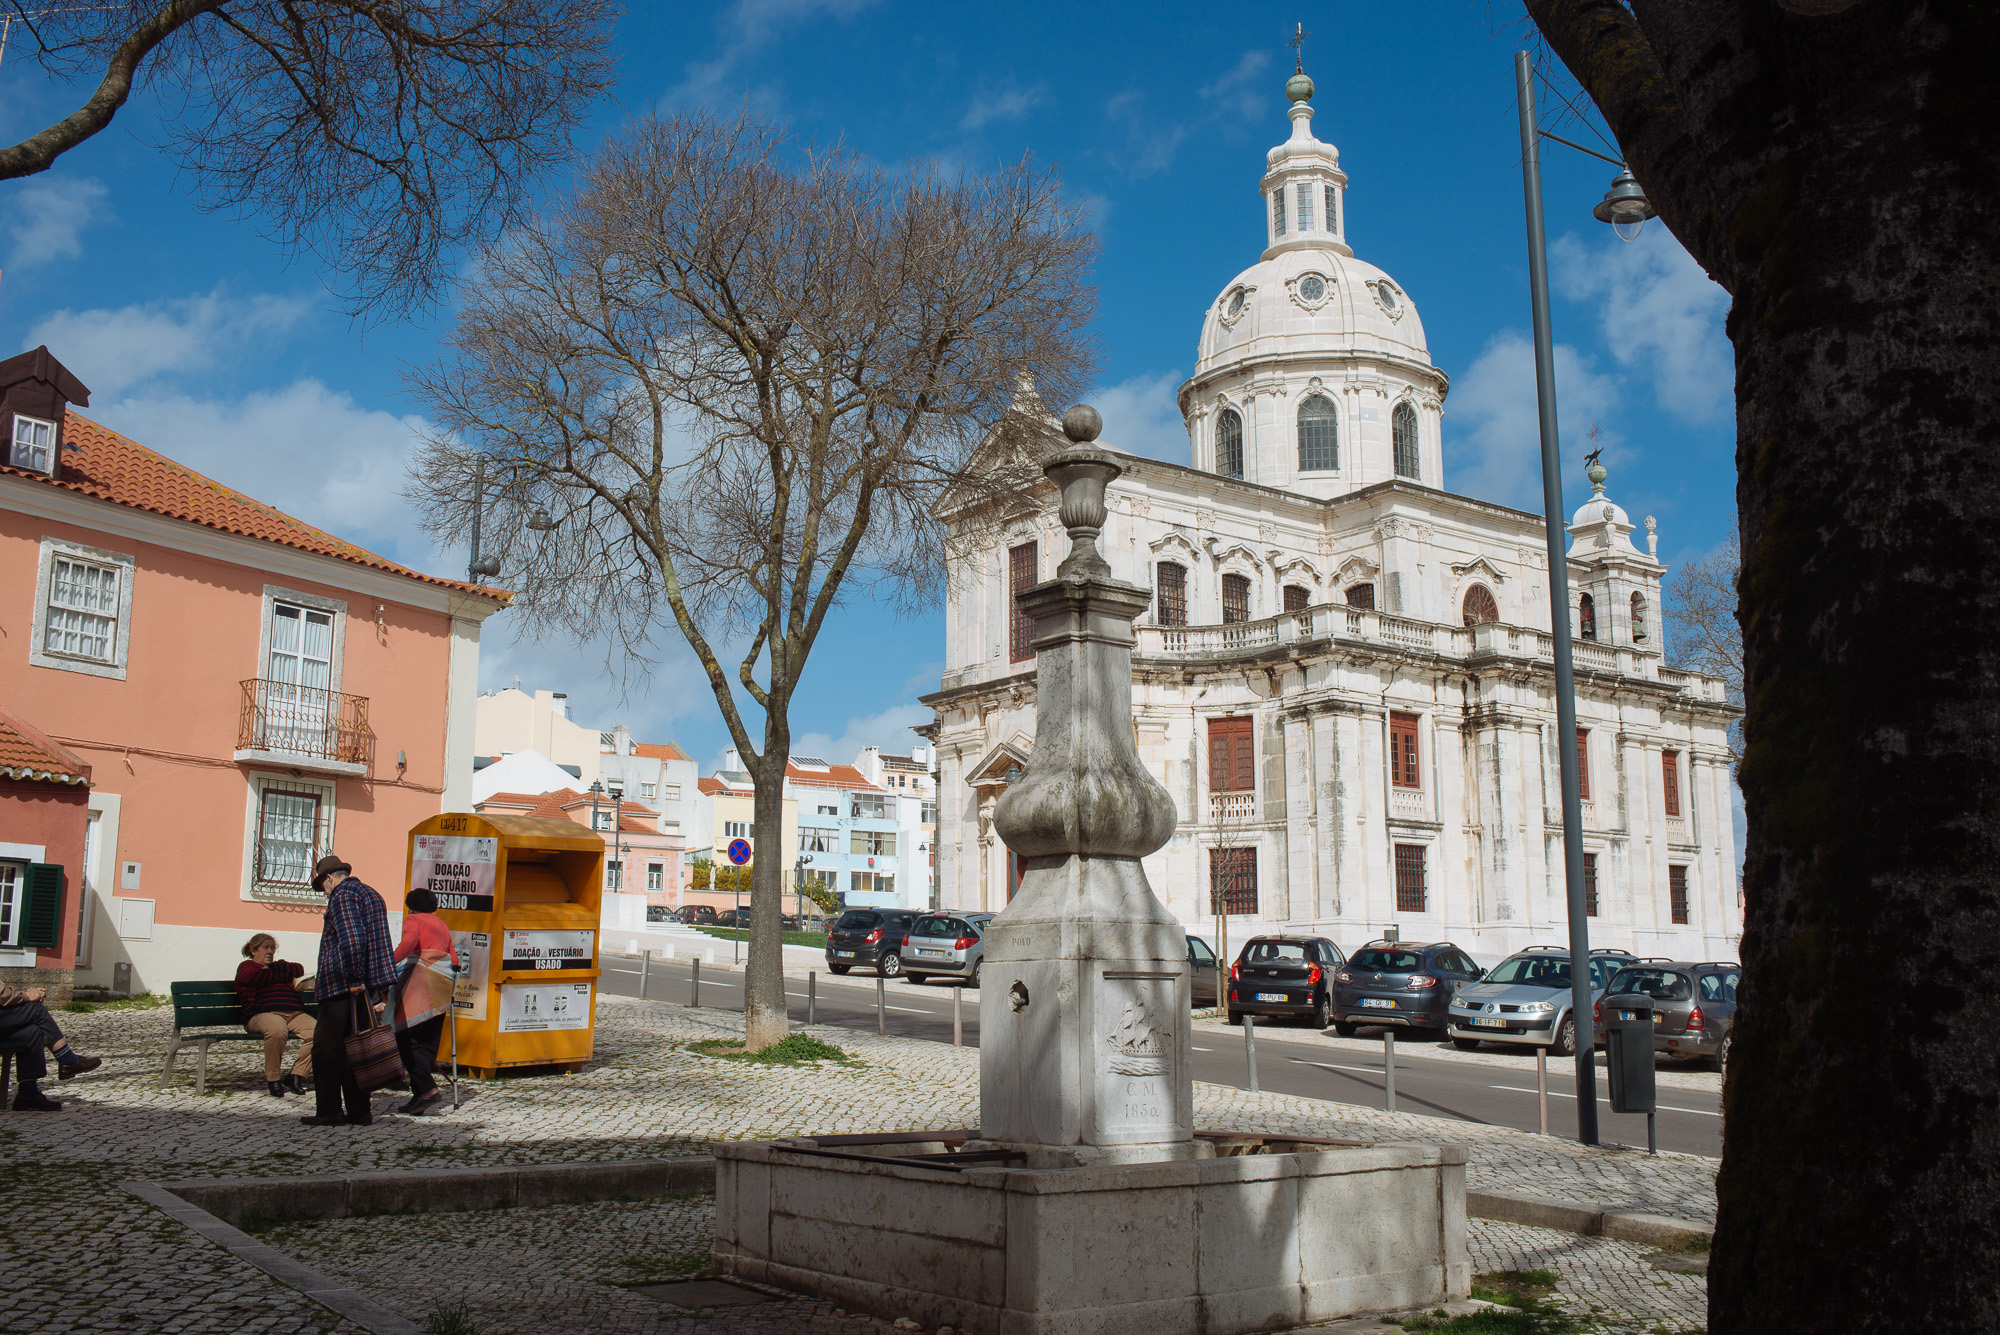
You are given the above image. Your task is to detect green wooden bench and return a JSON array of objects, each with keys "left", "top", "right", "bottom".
[{"left": 161, "top": 981, "right": 318, "bottom": 1095}]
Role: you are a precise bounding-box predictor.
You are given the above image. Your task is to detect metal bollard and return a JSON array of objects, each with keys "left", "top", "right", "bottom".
[
  {"left": 808, "top": 971, "right": 816, "bottom": 1026},
  {"left": 953, "top": 984, "right": 962, "bottom": 1047},
  {"left": 876, "top": 975, "right": 887, "bottom": 1036},
  {"left": 1537, "top": 1046, "right": 1549, "bottom": 1136},
  {"left": 1384, "top": 1029, "right": 1396, "bottom": 1113},
  {"left": 691, "top": 958, "right": 700, "bottom": 1008},
  {"left": 639, "top": 948, "right": 651, "bottom": 1000},
  {"left": 1244, "top": 1014, "right": 1259, "bottom": 1093}
]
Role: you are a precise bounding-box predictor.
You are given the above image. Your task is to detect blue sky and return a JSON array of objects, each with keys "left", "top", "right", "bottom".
[{"left": 0, "top": 0, "right": 1737, "bottom": 772}]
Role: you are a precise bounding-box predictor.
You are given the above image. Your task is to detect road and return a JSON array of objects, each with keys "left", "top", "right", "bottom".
[{"left": 599, "top": 954, "right": 1721, "bottom": 1157}]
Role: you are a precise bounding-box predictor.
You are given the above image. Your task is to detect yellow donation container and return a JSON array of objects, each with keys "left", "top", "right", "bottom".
[{"left": 406, "top": 812, "right": 604, "bottom": 1078}]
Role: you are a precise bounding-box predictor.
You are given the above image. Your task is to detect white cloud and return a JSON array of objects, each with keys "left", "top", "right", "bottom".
[
  {"left": 1199, "top": 50, "right": 1272, "bottom": 125},
  {"left": 1444, "top": 331, "right": 1622, "bottom": 511},
  {"left": 83, "top": 379, "right": 435, "bottom": 565},
  {"left": 1092, "top": 369, "right": 1186, "bottom": 463},
  {"left": 27, "top": 290, "right": 314, "bottom": 396},
  {"left": 664, "top": 0, "right": 878, "bottom": 107},
  {"left": 793, "top": 700, "right": 933, "bottom": 767},
  {"left": 7, "top": 176, "right": 108, "bottom": 268},
  {"left": 1551, "top": 228, "right": 1733, "bottom": 423},
  {"left": 961, "top": 79, "right": 1050, "bottom": 132}
]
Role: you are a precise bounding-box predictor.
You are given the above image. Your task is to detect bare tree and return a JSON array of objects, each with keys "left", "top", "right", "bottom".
[
  {"left": 0, "top": 0, "right": 617, "bottom": 314},
  {"left": 1524, "top": 3, "right": 2000, "bottom": 1329},
  {"left": 1665, "top": 524, "right": 1742, "bottom": 759},
  {"left": 407, "top": 109, "right": 1097, "bottom": 1050}
]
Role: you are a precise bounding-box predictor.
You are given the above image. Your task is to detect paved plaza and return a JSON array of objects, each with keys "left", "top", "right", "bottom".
[{"left": 0, "top": 993, "right": 1711, "bottom": 1334}]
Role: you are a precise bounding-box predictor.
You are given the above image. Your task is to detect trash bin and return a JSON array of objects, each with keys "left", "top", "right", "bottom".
[
  {"left": 1604, "top": 998, "right": 1657, "bottom": 1116},
  {"left": 407, "top": 812, "right": 604, "bottom": 1079}
]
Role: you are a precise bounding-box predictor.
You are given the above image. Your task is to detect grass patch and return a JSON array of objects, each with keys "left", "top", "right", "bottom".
[
  {"left": 421, "top": 1299, "right": 480, "bottom": 1335},
  {"left": 620, "top": 1244, "right": 716, "bottom": 1281},
  {"left": 1403, "top": 1272, "right": 1580, "bottom": 1333},
  {"left": 1471, "top": 1271, "right": 1561, "bottom": 1308},
  {"left": 686, "top": 1033, "right": 861, "bottom": 1066},
  {"left": 62, "top": 992, "right": 167, "bottom": 1013},
  {"left": 694, "top": 925, "right": 830, "bottom": 949}
]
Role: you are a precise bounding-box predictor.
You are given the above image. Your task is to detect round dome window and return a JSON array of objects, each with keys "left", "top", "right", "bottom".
[
  {"left": 1299, "top": 275, "right": 1326, "bottom": 303},
  {"left": 1377, "top": 282, "right": 1401, "bottom": 314},
  {"left": 1227, "top": 290, "right": 1246, "bottom": 317}
]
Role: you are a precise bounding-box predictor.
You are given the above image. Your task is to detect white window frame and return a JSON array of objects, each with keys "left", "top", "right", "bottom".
[
  {"left": 799, "top": 827, "right": 836, "bottom": 853},
  {"left": 239, "top": 772, "right": 337, "bottom": 903},
  {"left": 723, "top": 820, "right": 753, "bottom": 840},
  {"left": 256, "top": 585, "right": 347, "bottom": 695},
  {"left": 10, "top": 413, "right": 57, "bottom": 474},
  {"left": 30, "top": 537, "right": 136, "bottom": 679},
  {"left": 640, "top": 781, "right": 657, "bottom": 799},
  {"left": 606, "top": 859, "right": 624, "bottom": 891},
  {"left": 646, "top": 863, "right": 664, "bottom": 893},
  {"left": 593, "top": 809, "right": 615, "bottom": 832},
  {"left": 0, "top": 859, "right": 25, "bottom": 950}
]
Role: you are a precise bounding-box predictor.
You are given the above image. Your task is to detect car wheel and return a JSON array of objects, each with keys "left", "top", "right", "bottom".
[
  {"left": 878, "top": 953, "right": 903, "bottom": 979},
  {"left": 1715, "top": 1031, "right": 1731, "bottom": 1077},
  {"left": 967, "top": 961, "right": 982, "bottom": 989},
  {"left": 1227, "top": 1008, "right": 1243, "bottom": 1026},
  {"left": 905, "top": 973, "right": 928, "bottom": 985},
  {"left": 1312, "top": 997, "right": 1331, "bottom": 1030},
  {"left": 828, "top": 965, "right": 850, "bottom": 975},
  {"left": 1550, "top": 1015, "right": 1578, "bottom": 1058},
  {"left": 1334, "top": 1021, "right": 1357, "bottom": 1038},
  {"left": 1452, "top": 1038, "right": 1482, "bottom": 1051}
]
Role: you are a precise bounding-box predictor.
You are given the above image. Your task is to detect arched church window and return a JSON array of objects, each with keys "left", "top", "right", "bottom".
[
  {"left": 1283, "top": 584, "right": 1310, "bottom": 612},
  {"left": 1461, "top": 584, "right": 1499, "bottom": 627},
  {"left": 1156, "top": 562, "right": 1188, "bottom": 627},
  {"left": 1216, "top": 409, "right": 1244, "bottom": 479},
  {"left": 1630, "top": 591, "right": 1649, "bottom": 643},
  {"left": 1222, "top": 573, "right": 1251, "bottom": 624},
  {"left": 1392, "top": 402, "right": 1420, "bottom": 480},
  {"left": 1345, "top": 583, "right": 1375, "bottom": 610},
  {"left": 1579, "top": 593, "right": 1597, "bottom": 641},
  {"left": 1297, "top": 395, "right": 1338, "bottom": 471}
]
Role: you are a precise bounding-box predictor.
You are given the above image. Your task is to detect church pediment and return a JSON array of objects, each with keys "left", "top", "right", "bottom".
[
  {"left": 1449, "top": 555, "right": 1508, "bottom": 585},
  {"left": 1148, "top": 529, "right": 1203, "bottom": 562},
  {"left": 1335, "top": 554, "right": 1381, "bottom": 583},
  {"left": 967, "top": 739, "right": 1032, "bottom": 788}
]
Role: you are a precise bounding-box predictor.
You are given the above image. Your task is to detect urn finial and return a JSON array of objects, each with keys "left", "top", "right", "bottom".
[{"left": 1049, "top": 404, "right": 1121, "bottom": 581}]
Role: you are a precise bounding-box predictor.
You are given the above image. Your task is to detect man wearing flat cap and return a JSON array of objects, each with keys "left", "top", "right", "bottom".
[{"left": 304, "top": 853, "right": 395, "bottom": 1126}]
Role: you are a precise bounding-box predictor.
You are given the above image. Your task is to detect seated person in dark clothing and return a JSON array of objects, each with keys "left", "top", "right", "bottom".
[
  {"left": 0, "top": 979, "right": 101, "bottom": 1111},
  {"left": 235, "top": 933, "right": 315, "bottom": 1097}
]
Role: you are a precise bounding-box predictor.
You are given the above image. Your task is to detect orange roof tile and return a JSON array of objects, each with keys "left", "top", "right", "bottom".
[
  {"left": 785, "top": 761, "right": 883, "bottom": 791},
  {"left": 476, "top": 787, "right": 659, "bottom": 832},
  {"left": 633, "top": 741, "right": 693, "bottom": 762},
  {"left": 0, "top": 412, "right": 508, "bottom": 602},
  {"left": 0, "top": 704, "right": 91, "bottom": 785}
]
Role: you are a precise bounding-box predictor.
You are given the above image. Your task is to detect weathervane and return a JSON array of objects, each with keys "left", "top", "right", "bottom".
[
  {"left": 1582, "top": 423, "right": 1605, "bottom": 469},
  {"left": 1289, "top": 21, "right": 1311, "bottom": 73}
]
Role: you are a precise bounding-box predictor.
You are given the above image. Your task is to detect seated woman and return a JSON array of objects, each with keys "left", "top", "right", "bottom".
[
  {"left": 393, "top": 888, "right": 460, "bottom": 1115},
  {"left": 236, "top": 933, "right": 315, "bottom": 1097}
]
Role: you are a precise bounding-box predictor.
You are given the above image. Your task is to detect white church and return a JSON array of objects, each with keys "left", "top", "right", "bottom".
[{"left": 920, "top": 65, "right": 1741, "bottom": 964}]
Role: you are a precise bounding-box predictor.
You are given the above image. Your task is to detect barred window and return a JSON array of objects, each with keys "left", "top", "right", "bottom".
[
  {"left": 45, "top": 557, "right": 120, "bottom": 662},
  {"left": 1583, "top": 851, "right": 1600, "bottom": 916},
  {"left": 1009, "top": 541, "right": 1038, "bottom": 662},
  {"left": 1297, "top": 394, "right": 1338, "bottom": 471},
  {"left": 1283, "top": 584, "right": 1310, "bottom": 612},
  {"left": 1216, "top": 409, "right": 1243, "bottom": 479},
  {"left": 1394, "top": 844, "right": 1427, "bottom": 913},
  {"left": 1669, "top": 864, "right": 1690, "bottom": 924},
  {"left": 1156, "top": 562, "right": 1188, "bottom": 626},
  {"left": 1221, "top": 573, "right": 1251, "bottom": 624},
  {"left": 1392, "top": 402, "right": 1420, "bottom": 480},
  {"left": 1208, "top": 847, "right": 1257, "bottom": 915},
  {"left": 1344, "top": 583, "right": 1375, "bottom": 610},
  {"left": 1461, "top": 584, "right": 1499, "bottom": 626},
  {"left": 249, "top": 775, "right": 335, "bottom": 898}
]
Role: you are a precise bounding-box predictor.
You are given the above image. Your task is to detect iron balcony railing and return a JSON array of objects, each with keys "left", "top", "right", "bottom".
[{"left": 238, "top": 678, "right": 373, "bottom": 768}]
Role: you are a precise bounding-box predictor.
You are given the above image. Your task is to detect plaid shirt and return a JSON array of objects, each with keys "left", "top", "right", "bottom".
[{"left": 316, "top": 877, "right": 396, "bottom": 996}]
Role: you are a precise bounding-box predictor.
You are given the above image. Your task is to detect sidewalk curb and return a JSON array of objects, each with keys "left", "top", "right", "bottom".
[{"left": 1467, "top": 1188, "right": 1711, "bottom": 1249}]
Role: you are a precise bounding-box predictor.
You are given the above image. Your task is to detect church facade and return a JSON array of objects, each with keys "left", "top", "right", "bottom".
[{"left": 920, "top": 71, "right": 1740, "bottom": 964}]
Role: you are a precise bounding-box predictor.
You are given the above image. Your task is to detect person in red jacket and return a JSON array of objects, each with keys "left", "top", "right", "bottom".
[
  {"left": 235, "top": 933, "right": 315, "bottom": 1097},
  {"left": 392, "top": 887, "right": 460, "bottom": 1115}
]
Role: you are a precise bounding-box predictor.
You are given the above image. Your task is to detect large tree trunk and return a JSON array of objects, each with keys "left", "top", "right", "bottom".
[
  {"left": 1522, "top": 3, "right": 2000, "bottom": 1330},
  {"left": 744, "top": 746, "right": 792, "bottom": 1052}
]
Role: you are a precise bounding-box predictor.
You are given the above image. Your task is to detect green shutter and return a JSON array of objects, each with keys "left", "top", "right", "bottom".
[{"left": 21, "top": 863, "right": 65, "bottom": 950}]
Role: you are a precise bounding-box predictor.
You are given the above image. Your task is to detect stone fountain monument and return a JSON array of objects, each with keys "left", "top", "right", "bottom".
[{"left": 712, "top": 408, "right": 1469, "bottom": 1334}]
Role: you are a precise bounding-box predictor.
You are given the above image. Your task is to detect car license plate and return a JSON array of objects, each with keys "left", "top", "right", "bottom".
[
  {"left": 918, "top": 949, "right": 946, "bottom": 957},
  {"left": 1473, "top": 1017, "right": 1507, "bottom": 1029},
  {"left": 834, "top": 950, "right": 855, "bottom": 958},
  {"left": 1255, "top": 992, "right": 1287, "bottom": 1003},
  {"left": 1361, "top": 998, "right": 1395, "bottom": 1010}
]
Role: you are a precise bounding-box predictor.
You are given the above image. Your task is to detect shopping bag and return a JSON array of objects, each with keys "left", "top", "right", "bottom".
[
  {"left": 343, "top": 994, "right": 405, "bottom": 1093},
  {"left": 393, "top": 957, "right": 456, "bottom": 1032}
]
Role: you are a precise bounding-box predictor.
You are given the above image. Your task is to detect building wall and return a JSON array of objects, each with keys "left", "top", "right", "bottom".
[
  {"left": 474, "top": 688, "right": 602, "bottom": 783},
  {"left": 0, "top": 499, "right": 493, "bottom": 993},
  {"left": 0, "top": 780, "right": 90, "bottom": 995}
]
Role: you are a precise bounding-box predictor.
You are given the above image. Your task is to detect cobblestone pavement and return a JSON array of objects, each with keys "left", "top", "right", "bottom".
[
  {"left": 1467, "top": 1221, "right": 1705, "bottom": 1334},
  {"left": 1, "top": 994, "right": 1715, "bottom": 1334}
]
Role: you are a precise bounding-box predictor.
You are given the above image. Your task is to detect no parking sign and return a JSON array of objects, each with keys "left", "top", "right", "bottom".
[{"left": 727, "top": 838, "right": 752, "bottom": 865}]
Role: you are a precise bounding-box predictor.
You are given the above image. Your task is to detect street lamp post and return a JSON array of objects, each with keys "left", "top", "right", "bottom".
[{"left": 1514, "top": 50, "right": 1654, "bottom": 1146}]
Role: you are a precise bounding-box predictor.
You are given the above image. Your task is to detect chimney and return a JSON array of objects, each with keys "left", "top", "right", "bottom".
[
  {"left": 552, "top": 692, "right": 569, "bottom": 720},
  {"left": 0, "top": 346, "right": 91, "bottom": 480},
  {"left": 613, "top": 723, "right": 632, "bottom": 755}
]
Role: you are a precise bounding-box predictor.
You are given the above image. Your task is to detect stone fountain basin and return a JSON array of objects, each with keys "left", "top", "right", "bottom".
[{"left": 712, "top": 1131, "right": 1470, "bottom": 1335}]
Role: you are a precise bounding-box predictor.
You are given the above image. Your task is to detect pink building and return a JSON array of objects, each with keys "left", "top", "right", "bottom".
[
  {"left": 472, "top": 787, "right": 682, "bottom": 908},
  {"left": 0, "top": 347, "right": 509, "bottom": 993}
]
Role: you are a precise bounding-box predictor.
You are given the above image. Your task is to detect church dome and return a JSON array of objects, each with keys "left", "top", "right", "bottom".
[{"left": 1196, "top": 247, "right": 1431, "bottom": 381}]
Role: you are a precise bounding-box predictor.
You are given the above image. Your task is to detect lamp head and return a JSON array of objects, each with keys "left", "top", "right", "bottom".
[
  {"left": 1592, "top": 169, "right": 1657, "bottom": 242},
  {"left": 525, "top": 505, "right": 558, "bottom": 532}
]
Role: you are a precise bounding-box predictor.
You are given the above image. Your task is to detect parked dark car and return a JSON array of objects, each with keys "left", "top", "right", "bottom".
[
  {"left": 1188, "top": 935, "right": 1220, "bottom": 1008},
  {"left": 825, "top": 908, "right": 923, "bottom": 976},
  {"left": 1330, "top": 941, "right": 1485, "bottom": 1037},
  {"left": 676, "top": 904, "right": 717, "bottom": 925},
  {"left": 1225, "top": 935, "right": 1346, "bottom": 1027},
  {"left": 1596, "top": 960, "right": 1740, "bottom": 1073}
]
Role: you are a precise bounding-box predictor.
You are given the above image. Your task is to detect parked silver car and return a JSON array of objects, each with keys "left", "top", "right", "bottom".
[
  {"left": 1445, "top": 946, "right": 1636, "bottom": 1055},
  {"left": 901, "top": 912, "right": 995, "bottom": 987}
]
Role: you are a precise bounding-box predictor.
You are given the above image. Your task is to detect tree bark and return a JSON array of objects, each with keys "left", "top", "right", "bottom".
[
  {"left": 1524, "top": 3, "right": 2000, "bottom": 1329},
  {"left": 744, "top": 750, "right": 791, "bottom": 1052}
]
